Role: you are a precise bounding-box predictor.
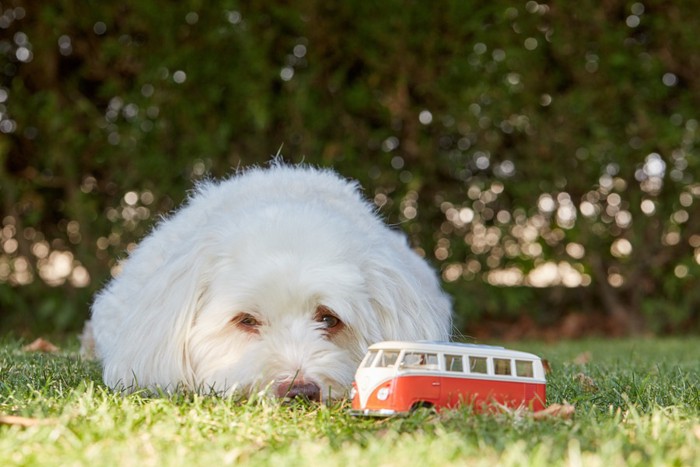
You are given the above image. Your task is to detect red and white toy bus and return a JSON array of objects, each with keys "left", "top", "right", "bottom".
[{"left": 350, "top": 341, "right": 546, "bottom": 416}]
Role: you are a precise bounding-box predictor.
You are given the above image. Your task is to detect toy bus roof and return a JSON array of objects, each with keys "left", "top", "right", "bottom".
[{"left": 367, "top": 340, "right": 542, "bottom": 360}]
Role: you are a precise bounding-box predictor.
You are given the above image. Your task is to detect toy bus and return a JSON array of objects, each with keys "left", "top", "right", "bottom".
[{"left": 350, "top": 341, "right": 546, "bottom": 416}]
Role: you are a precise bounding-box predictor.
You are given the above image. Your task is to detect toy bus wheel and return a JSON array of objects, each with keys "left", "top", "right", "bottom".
[{"left": 409, "top": 401, "right": 435, "bottom": 413}]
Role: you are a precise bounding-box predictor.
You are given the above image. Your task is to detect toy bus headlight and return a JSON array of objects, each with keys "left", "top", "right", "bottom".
[{"left": 376, "top": 387, "right": 390, "bottom": 401}]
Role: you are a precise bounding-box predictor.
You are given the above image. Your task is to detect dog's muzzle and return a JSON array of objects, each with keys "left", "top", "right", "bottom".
[{"left": 276, "top": 381, "right": 321, "bottom": 402}]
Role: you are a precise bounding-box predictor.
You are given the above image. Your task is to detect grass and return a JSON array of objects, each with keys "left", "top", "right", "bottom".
[{"left": 1, "top": 337, "right": 699, "bottom": 466}]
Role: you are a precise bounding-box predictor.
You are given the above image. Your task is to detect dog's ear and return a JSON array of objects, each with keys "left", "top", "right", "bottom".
[
  {"left": 93, "top": 238, "right": 207, "bottom": 393},
  {"left": 365, "top": 250, "right": 452, "bottom": 342}
]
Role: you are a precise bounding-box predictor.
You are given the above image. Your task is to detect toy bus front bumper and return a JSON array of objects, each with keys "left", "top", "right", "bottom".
[{"left": 349, "top": 408, "right": 403, "bottom": 417}]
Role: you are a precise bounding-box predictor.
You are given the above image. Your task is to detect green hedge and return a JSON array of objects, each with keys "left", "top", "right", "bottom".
[{"left": 1, "top": 1, "right": 699, "bottom": 334}]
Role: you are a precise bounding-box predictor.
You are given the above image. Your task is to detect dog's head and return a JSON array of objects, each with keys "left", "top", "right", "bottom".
[{"left": 186, "top": 203, "right": 401, "bottom": 401}]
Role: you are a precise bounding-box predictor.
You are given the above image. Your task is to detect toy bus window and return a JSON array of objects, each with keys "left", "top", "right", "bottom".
[
  {"left": 494, "top": 358, "right": 512, "bottom": 376},
  {"left": 401, "top": 352, "right": 439, "bottom": 370},
  {"left": 469, "top": 356, "right": 487, "bottom": 374},
  {"left": 361, "top": 350, "right": 378, "bottom": 368},
  {"left": 377, "top": 350, "right": 400, "bottom": 368},
  {"left": 515, "top": 360, "right": 534, "bottom": 377},
  {"left": 445, "top": 354, "right": 464, "bottom": 372}
]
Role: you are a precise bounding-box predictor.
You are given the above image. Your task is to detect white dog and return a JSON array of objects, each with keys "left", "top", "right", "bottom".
[{"left": 88, "top": 162, "right": 452, "bottom": 401}]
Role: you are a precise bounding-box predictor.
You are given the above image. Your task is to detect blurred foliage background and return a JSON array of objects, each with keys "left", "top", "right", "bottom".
[{"left": 1, "top": 0, "right": 699, "bottom": 337}]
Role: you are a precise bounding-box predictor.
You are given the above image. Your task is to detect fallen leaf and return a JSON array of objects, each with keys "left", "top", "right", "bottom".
[
  {"left": 0, "top": 415, "right": 54, "bottom": 427},
  {"left": 533, "top": 403, "right": 575, "bottom": 421},
  {"left": 22, "top": 338, "right": 59, "bottom": 353},
  {"left": 573, "top": 372, "right": 598, "bottom": 392},
  {"left": 573, "top": 351, "right": 592, "bottom": 365},
  {"left": 541, "top": 358, "right": 552, "bottom": 374}
]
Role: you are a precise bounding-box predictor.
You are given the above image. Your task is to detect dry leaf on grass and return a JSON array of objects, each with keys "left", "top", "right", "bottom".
[
  {"left": 0, "top": 415, "right": 54, "bottom": 427},
  {"left": 22, "top": 338, "right": 59, "bottom": 353},
  {"left": 533, "top": 403, "right": 575, "bottom": 421},
  {"left": 573, "top": 351, "right": 592, "bottom": 365},
  {"left": 573, "top": 372, "right": 598, "bottom": 392},
  {"left": 541, "top": 358, "right": 552, "bottom": 374}
]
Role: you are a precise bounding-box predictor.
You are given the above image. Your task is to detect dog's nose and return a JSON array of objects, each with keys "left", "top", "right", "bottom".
[{"left": 277, "top": 381, "right": 321, "bottom": 402}]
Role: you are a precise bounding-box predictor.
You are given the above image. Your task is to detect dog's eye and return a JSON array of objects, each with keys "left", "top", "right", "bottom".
[
  {"left": 314, "top": 306, "right": 343, "bottom": 334},
  {"left": 319, "top": 314, "right": 340, "bottom": 328},
  {"left": 240, "top": 316, "right": 259, "bottom": 326},
  {"left": 232, "top": 313, "right": 261, "bottom": 334}
]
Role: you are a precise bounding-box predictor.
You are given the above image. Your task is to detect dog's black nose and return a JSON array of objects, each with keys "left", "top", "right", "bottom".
[{"left": 278, "top": 381, "right": 321, "bottom": 402}]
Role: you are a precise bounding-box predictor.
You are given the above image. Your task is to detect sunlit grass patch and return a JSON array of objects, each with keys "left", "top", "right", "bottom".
[{"left": 1, "top": 337, "right": 698, "bottom": 466}]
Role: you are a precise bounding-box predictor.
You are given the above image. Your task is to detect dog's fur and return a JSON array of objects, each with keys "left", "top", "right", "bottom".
[{"left": 88, "top": 162, "right": 452, "bottom": 400}]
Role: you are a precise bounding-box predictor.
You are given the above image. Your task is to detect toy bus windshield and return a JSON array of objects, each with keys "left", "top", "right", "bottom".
[{"left": 360, "top": 349, "right": 400, "bottom": 368}]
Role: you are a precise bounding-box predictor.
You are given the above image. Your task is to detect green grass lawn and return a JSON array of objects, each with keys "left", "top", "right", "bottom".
[{"left": 1, "top": 337, "right": 699, "bottom": 466}]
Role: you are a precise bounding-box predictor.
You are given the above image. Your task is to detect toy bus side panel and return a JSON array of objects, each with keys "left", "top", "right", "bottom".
[
  {"left": 440, "top": 376, "right": 547, "bottom": 411},
  {"left": 441, "top": 377, "right": 518, "bottom": 409},
  {"left": 523, "top": 381, "right": 547, "bottom": 411},
  {"left": 392, "top": 374, "right": 440, "bottom": 411},
  {"left": 441, "top": 376, "right": 493, "bottom": 409}
]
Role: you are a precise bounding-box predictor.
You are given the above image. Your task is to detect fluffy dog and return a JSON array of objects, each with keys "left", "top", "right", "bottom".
[{"left": 88, "top": 162, "right": 452, "bottom": 401}]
